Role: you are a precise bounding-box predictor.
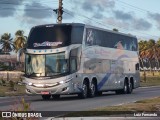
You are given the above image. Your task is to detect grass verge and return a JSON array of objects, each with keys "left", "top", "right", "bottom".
[
  {"left": 140, "top": 76, "right": 160, "bottom": 87},
  {"left": 0, "top": 84, "right": 25, "bottom": 97},
  {"left": 63, "top": 97, "right": 160, "bottom": 117},
  {"left": 140, "top": 71, "right": 160, "bottom": 87}
]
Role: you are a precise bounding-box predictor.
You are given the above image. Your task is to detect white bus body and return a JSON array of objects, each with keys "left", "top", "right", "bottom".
[{"left": 21, "top": 23, "right": 140, "bottom": 99}]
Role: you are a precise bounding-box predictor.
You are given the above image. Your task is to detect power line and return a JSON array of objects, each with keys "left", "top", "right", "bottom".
[
  {"left": 0, "top": 8, "right": 52, "bottom": 11},
  {"left": 116, "top": 0, "right": 156, "bottom": 13},
  {"left": 63, "top": 2, "right": 160, "bottom": 39},
  {"left": 0, "top": 1, "right": 57, "bottom": 10},
  {"left": 64, "top": 6, "right": 159, "bottom": 39}
]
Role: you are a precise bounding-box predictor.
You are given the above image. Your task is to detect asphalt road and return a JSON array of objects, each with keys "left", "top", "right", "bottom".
[{"left": 0, "top": 86, "right": 160, "bottom": 112}]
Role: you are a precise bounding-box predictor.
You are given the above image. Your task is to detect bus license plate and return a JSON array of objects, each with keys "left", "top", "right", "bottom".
[{"left": 41, "top": 91, "right": 49, "bottom": 95}]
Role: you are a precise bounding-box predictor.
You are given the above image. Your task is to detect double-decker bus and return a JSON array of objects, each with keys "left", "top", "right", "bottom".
[{"left": 18, "top": 23, "right": 140, "bottom": 100}]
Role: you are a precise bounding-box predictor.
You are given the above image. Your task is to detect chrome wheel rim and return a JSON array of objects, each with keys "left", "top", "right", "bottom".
[
  {"left": 91, "top": 84, "right": 95, "bottom": 96},
  {"left": 83, "top": 84, "right": 87, "bottom": 97}
]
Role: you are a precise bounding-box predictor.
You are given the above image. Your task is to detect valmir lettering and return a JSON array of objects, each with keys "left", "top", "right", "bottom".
[{"left": 33, "top": 41, "right": 62, "bottom": 47}]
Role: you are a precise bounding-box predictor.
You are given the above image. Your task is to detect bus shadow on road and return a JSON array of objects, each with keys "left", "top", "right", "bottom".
[
  {"left": 30, "top": 91, "right": 136, "bottom": 102},
  {"left": 31, "top": 92, "right": 131, "bottom": 102}
]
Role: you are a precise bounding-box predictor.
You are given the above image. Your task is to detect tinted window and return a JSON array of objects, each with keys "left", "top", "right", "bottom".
[
  {"left": 27, "top": 25, "right": 84, "bottom": 49},
  {"left": 71, "top": 26, "right": 84, "bottom": 44},
  {"left": 85, "top": 28, "right": 138, "bottom": 51},
  {"left": 28, "top": 25, "right": 72, "bottom": 49},
  {"left": 70, "top": 57, "right": 77, "bottom": 73}
]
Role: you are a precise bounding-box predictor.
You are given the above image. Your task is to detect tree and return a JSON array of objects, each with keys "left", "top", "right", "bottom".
[
  {"left": 138, "top": 39, "right": 160, "bottom": 76},
  {"left": 0, "top": 33, "right": 14, "bottom": 54},
  {"left": 147, "top": 39, "right": 158, "bottom": 76},
  {"left": 14, "top": 30, "right": 27, "bottom": 53},
  {"left": 138, "top": 40, "right": 148, "bottom": 81}
]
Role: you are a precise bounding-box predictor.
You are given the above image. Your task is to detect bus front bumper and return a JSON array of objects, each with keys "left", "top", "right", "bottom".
[{"left": 25, "top": 81, "right": 79, "bottom": 95}]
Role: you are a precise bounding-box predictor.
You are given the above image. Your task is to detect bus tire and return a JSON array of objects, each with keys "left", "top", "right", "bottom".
[
  {"left": 115, "top": 90, "right": 122, "bottom": 94},
  {"left": 122, "top": 81, "right": 128, "bottom": 94},
  {"left": 127, "top": 82, "right": 133, "bottom": 94},
  {"left": 52, "top": 95, "right": 60, "bottom": 99},
  {"left": 97, "top": 91, "right": 103, "bottom": 96},
  {"left": 89, "top": 81, "right": 96, "bottom": 97},
  {"left": 78, "top": 81, "right": 88, "bottom": 99},
  {"left": 42, "top": 95, "right": 51, "bottom": 100}
]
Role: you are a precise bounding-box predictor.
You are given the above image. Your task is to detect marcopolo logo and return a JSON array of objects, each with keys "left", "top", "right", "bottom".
[{"left": 33, "top": 41, "right": 62, "bottom": 47}]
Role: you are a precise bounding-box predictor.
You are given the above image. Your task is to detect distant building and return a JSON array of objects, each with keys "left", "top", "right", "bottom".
[{"left": 0, "top": 54, "right": 24, "bottom": 71}]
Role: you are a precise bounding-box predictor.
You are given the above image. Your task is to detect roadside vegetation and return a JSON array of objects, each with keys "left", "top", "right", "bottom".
[
  {"left": 0, "top": 71, "right": 159, "bottom": 97},
  {"left": 139, "top": 39, "right": 160, "bottom": 72},
  {"left": 140, "top": 71, "right": 160, "bottom": 87},
  {"left": 0, "top": 77, "right": 25, "bottom": 97},
  {"left": 63, "top": 97, "right": 160, "bottom": 117}
]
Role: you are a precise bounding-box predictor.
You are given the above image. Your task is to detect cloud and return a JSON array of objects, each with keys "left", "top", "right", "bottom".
[
  {"left": 148, "top": 13, "right": 160, "bottom": 30},
  {"left": 0, "top": 0, "right": 25, "bottom": 17},
  {"left": 63, "top": 9, "right": 75, "bottom": 19},
  {"left": 19, "top": 16, "right": 47, "bottom": 26},
  {"left": 23, "top": 2, "right": 53, "bottom": 19},
  {"left": 113, "top": 10, "right": 133, "bottom": 21},
  {"left": 132, "top": 18, "right": 152, "bottom": 31},
  {"left": 103, "top": 16, "right": 152, "bottom": 31},
  {"left": 81, "top": 0, "right": 115, "bottom": 19},
  {"left": 82, "top": 1, "right": 93, "bottom": 11},
  {"left": 104, "top": 17, "right": 130, "bottom": 30},
  {"left": 110, "top": 10, "right": 152, "bottom": 31},
  {"left": 93, "top": 12, "right": 104, "bottom": 19},
  {"left": 82, "top": 0, "right": 115, "bottom": 12}
]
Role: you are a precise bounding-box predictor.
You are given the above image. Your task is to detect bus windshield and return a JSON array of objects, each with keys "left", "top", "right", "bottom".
[
  {"left": 27, "top": 25, "right": 72, "bottom": 49},
  {"left": 25, "top": 52, "right": 69, "bottom": 77},
  {"left": 27, "top": 25, "right": 84, "bottom": 49}
]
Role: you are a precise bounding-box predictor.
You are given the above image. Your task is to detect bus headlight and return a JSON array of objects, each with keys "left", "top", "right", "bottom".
[
  {"left": 59, "top": 77, "right": 73, "bottom": 84},
  {"left": 28, "top": 82, "right": 33, "bottom": 86},
  {"left": 22, "top": 80, "right": 33, "bottom": 86},
  {"left": 59, "top": 81, "right": 64, "bottom": 84}
]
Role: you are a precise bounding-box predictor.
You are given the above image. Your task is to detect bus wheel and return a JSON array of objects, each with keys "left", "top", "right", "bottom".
[
  {"left": 97, "top": 91, "right": 103, "bottom": 96},
  {"left": 89, "top": 81, "right": 96, "bottom": 97},
  {"left": 115, "top": 90, "right": 122, "bottom": 94},
  {"left": 52, "top": 95, "right": 60, "bottom": 99},
  {"left": 127, "top": 82, "right": 133, "bottom": 94},
  {"left": 42, "top": 95, "right": 51, "bottom": 100},
  {"left": 122, "top": 81, "right": 128, "bottom": 94},
  {"left": 78, "top": 81, "right": 88, "bottom": 99}
]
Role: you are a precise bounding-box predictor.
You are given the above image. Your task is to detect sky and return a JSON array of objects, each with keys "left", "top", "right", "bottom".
[{"left": 0, "top": 0, "right": 160, "bottom": 41}]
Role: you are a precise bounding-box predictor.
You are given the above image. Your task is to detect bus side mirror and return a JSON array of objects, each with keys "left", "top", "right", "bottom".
[{"left": 17, "top": 48, "right": 26, "bottom": 62}]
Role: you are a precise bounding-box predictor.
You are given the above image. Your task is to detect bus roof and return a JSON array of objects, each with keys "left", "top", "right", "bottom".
[{"left": 32, "top": 23, "right": 137, "bottom": 38}]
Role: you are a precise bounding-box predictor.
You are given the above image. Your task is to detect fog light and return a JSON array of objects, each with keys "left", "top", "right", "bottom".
[
  {"left": 62, "top": 87, "right": 67, "bottom": 91},
  {"left": 26, "top": 89, "right": 31, "bottom": 92}
]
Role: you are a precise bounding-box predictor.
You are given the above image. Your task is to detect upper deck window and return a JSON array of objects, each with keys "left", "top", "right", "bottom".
[
  {"left": 27, "top": 25, "right": 84, "bottom": 49},
  {"left": 85, "top": 28, "right": 138, "bottom": 51}
]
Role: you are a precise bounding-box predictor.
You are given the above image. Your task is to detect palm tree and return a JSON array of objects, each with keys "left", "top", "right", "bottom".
[
  {"left": 0, "top": 33, "right": 14, "bottom": 54},
  {"left": 14, "top": 30, "right": 27, "bottom": 53},
  {"left": 146, "top": 39, "right": 158, "bottom": 76},
  {"left": 155, "top": 39, "right": 160, "bottom": 74},
  {"left": 138, "top": 40, "right": 148, "bottom": 82}
]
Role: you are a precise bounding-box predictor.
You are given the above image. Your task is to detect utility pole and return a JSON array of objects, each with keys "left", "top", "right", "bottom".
[{"left": 53, "top": 0, "right": 63, "bottom": 24}]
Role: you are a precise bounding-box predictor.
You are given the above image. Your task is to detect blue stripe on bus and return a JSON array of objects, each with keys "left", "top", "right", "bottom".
[
  {"left": 97, "top": 54, "right": 129, "bottom": 90},
  {"left": 97, "top": 73, "right": 111, "bottom": 90}
]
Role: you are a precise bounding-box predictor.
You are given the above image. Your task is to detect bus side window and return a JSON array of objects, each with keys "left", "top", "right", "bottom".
[{"left": 70, "top": 57, "right": 77, "bottom": 73}]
